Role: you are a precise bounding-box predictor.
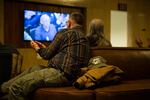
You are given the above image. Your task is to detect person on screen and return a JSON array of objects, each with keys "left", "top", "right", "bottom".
[
  {"left": 24, "top": 10, "right": 41, "bottom": 29},
  {"left": 86, "top": 18, "right": 112, "bottom": 47},
  {"left": 24, "top": 11, "right": 41, "bottom": 38},
  {"left": 34, "top": 14, "right": 57, "bottom": 41},
  {"left": 56, "top": 13, "right": 69, "bottom": 30},
  {"left": 0, "top": 12, "right": 90, "bottom": 100}
]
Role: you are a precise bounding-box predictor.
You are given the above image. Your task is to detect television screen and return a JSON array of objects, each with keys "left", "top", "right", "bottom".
[{"left": 24, "top": 10, "right": 70, "bottom": 41}]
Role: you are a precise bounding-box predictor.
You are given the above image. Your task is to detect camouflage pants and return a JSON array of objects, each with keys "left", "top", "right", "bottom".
[{"left": 1, "top": 65, "right": 69, "bottom": 100}]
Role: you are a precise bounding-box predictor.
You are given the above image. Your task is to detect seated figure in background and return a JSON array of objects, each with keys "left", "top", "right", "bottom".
[{"left": 86, "top": 19, "right": 112, "bottom": 47}]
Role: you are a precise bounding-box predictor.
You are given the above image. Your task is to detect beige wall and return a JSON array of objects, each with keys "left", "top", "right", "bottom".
[
  {"left": 127, "top": 0, "right": 150, "bottom": 47},
  {"left": 1, "top": 0, "right": 150, "bottom": 71}
]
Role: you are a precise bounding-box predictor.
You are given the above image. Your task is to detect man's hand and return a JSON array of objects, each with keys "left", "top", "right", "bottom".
[
  {"left": 34, "top": 41, "right": 46, "bottom": 48},
  {"left": 30, "top": 41, "right": 40, "bottom": 51}
]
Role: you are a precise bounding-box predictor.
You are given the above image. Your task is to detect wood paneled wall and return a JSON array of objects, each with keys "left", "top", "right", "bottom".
[{"left": 0, "top": 0, "right": 4, "bottom": 44}]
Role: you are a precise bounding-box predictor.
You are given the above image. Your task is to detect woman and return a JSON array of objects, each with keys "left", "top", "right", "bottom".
[{"left": 86, "top": 19, "right": 112, "bottom": 47}]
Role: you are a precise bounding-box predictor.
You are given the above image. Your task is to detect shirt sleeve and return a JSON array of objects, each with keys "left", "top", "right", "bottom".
[{"left": 37, "top": 32, "right": 63, "bottom": 60}]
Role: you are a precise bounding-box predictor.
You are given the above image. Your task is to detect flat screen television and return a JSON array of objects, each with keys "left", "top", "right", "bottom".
[{"left": 24, "top": 10, "right": 70, "bottom": 41}]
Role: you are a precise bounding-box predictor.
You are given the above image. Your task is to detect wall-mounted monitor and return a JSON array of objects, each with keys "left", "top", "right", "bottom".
[{"left": 24, "top": 10, "right": 70, "bottom": 42}]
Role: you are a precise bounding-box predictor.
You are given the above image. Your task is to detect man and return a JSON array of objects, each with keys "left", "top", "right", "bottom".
[
  {"left": 34, "top": 14, "right": 57, "bottom": 41},
  {"left": 0, "top": 12, "right": 90, "bottom": 100}
]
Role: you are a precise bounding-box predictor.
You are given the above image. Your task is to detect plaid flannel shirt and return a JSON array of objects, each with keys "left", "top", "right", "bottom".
[{"left": 38, "top": 26, "right": 90, "bottom": 80}]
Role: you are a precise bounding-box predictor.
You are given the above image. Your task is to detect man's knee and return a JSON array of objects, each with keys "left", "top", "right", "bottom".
[
  {"left": 9, "top": 82, "right": 22, "bottom": 96},
  {"left": 8, "top": 82, "right": 27, "bottom": 100}
]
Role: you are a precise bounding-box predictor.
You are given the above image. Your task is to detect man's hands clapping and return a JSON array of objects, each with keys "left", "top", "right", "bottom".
[{"left": 30, "top": 41, "right": 46, "bottom": 51}]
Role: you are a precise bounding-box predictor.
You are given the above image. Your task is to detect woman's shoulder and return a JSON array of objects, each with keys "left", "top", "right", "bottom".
[{"left": 98, "top": 38, "right": 112, "bottom": 47}]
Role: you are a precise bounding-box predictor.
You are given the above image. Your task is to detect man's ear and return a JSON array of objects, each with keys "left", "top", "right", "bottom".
[{"left": 67, "top": 21, "right": 71, "bottom": 28}]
